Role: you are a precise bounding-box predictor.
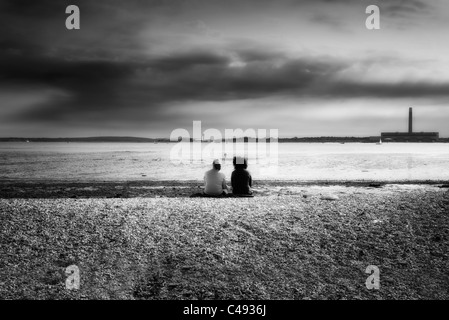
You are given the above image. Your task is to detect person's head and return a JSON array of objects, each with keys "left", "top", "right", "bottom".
[
  {"left": 212, "top": 159, "right": 221, "bottom": 170},
  {"left": 233, "top": 156, "right": 248, "bottom": 169}
]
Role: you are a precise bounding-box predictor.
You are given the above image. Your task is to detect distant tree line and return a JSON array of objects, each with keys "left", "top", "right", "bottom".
[{"left": 1, "top": 136, "right": 448, "bottom": 143}]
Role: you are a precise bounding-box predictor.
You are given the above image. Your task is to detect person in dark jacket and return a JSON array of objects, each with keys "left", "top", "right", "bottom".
[{"left": 231, "top": 156, "right": 253, "bottom": 196}]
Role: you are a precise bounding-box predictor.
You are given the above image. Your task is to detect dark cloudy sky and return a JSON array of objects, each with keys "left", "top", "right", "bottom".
[{"left": 1, "top": 0, "right": 449, "bottom": 138}]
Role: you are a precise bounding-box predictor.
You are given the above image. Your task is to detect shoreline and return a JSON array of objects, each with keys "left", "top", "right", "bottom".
[
  {"left": 1, "top": 179, "right": 449, "bottom": 198},
  {"left": 2, "top": 178, "right": 449, "bottom": 184}
]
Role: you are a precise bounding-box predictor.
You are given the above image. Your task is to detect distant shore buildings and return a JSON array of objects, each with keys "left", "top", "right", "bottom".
[
  {"left": 0, "top": 107, "right": 444, "bottom": 143},
  {"left": 380, "top": 108, "right": 439, "bottom": 142}
]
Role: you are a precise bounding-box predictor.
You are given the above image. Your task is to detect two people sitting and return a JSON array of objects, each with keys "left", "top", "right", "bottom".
[{"left": 202, "top": 157, "right": 253, "bottom": 197}]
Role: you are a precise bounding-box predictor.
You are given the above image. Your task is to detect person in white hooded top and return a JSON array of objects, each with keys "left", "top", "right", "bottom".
[{"left": 203, "top": 159, "right": 228, "bottom": 196}]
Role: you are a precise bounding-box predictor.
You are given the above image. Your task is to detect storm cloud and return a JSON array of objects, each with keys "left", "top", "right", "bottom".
[{"left": 1, "top": 0, "right": 448, "bottom": 137}]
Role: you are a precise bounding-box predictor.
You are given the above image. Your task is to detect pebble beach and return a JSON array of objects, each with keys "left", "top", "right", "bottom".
[{"left": 1, "top": 181, "right": 448, "bottom": 299}]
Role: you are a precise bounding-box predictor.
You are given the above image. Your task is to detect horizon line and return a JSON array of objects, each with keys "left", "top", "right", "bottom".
[{"left": 0, "top": 135, "right": 448, "bottom": 140}]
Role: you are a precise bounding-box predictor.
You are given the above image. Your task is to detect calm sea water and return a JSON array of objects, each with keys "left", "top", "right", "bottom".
[{"left": 0, "top": 142, "right": 448, "bottom": 181}]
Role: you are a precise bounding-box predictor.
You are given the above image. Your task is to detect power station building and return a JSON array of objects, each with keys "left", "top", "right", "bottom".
[{"left": 381, "top": 108, "right": 439, "bottom": 142}]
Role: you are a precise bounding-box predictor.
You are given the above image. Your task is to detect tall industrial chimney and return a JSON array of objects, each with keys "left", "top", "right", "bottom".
[{"left": 408, "top": 107, "right": 413, "bottom": 133}]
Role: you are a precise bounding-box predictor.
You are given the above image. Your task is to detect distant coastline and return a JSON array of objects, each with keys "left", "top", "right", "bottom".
[{"left": 0, "top": 136, "right": 448, "bottom": 143}]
